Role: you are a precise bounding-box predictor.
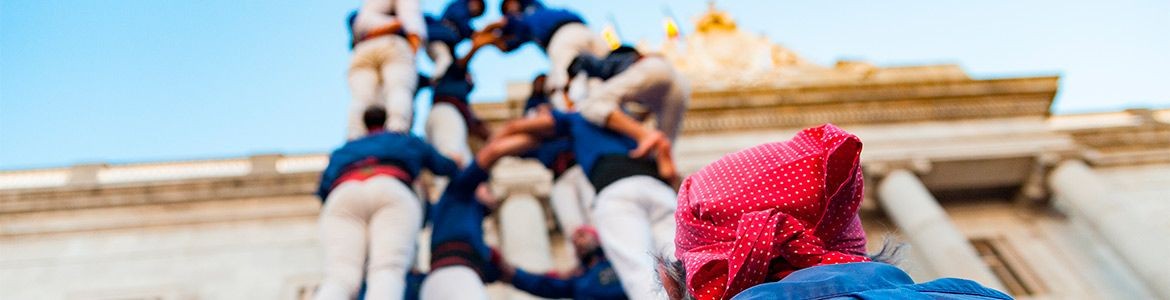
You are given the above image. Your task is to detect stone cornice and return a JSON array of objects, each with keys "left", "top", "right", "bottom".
[
  {"left": 687, "top": 77, "right": 1056, "bottom": 107},
  {"left": 0, "top": 172, "right": 319, "bottom": 214},
  {"left": 473, "top": 76, "right": 1059, "bottom": 134},
  {"left": 1059, "top": 110, "right": 1170, "bottom": 166}
]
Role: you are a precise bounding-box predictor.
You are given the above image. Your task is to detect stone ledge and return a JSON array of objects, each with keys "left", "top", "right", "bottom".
[
  {"left": 682, "top": 93, "right": 1054, "bottom": 133},
  {"left": 0, "top": 196, "right": 319, "bottom": 237},
  {"left": 0, "top": 172, "right": 319, "bottom": 214},
  {"left": 473, "top": 76, "right": 1059, "bottom": 134},
  {"left": 687, "top": 76, "right": 1058, "bottom": 109}
]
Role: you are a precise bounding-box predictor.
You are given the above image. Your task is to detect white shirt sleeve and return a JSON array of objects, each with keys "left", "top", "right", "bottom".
[{"left": 393, "top": 0, "right": 427, "bottom": 41}]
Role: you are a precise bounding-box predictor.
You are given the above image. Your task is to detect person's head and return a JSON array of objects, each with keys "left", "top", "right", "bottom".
[
  {"left": 363, "top": 105, "right": 388, "bottom": 133},
  {"left": 570, "top": 226, "right": 601, "bottom": 258},
  {"left": 663, "top": 124, "right": 874, "bottom": 299},
  {"left": 530, "top": 73, "right": 548, "bottom": 98},
  {"left": 501, "top": 0, "right": 523, "bottom": 16},
  {"left": 466, "top": 0, "right": 485, "bottom": 17},
  {"left": 524, "top": 74, "right": 550, "bottom": 115}
]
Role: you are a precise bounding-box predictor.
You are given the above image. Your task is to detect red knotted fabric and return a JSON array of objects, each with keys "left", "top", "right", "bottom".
[{"left": 674, "top": 124, "right": 870, "bottom": 300}]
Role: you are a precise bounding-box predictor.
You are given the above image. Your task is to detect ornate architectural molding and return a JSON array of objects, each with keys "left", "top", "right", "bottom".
[{"left": 1056, "top": 109, "right": 1170, "bottom": 166}]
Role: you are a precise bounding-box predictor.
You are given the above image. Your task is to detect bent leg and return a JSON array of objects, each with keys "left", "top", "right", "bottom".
[
  {"left": 315, "top": 183, "right": 371, "bottom": 300},
  {"left": 545, "top": 24, "right": 606, "bottom": 111},
  {"left": 635, "top": 176, "right": 679, "bottom": 256},
  {"left": 655, "top": 69, "right": 690, "bottom": 141},
  {"left": 592, "top": 178, "right": 665, "bottom": 300},
  {"left": 347, "top": 67, "right": 381, "bottom": 140},
  {"left": 365, "top": 177, "right": 425, "bottom": 300},
  {"left": 425, "top": 103, "right": 472, "bottom": 168},
  {"left": 426, "top": 41, "right": 453, "bottom": 79},
  {"left": 579, "top": 59, "right": 669, "bottom": 128},
  {"left": 380, "top": 37, "right": 419, "bottom": 133},
  {"left": 550, "top": 172, "right": 588, "bottom": 234}
]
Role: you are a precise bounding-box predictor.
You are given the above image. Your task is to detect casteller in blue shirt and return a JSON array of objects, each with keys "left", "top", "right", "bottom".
[
  {"left": 499, "top": 8, "right": 585, "bottom": 51},
  {"left": 548, "top": 110, "right": 664, "bottom": 191},
  {"left": 499, "top": 0, "right": 545, "bottom": 16},
  {"left": 548, "top": 111, "right": 635, "bottom": 175},
  {"left": 426, "top": 0, "right": 484, "bottom": 48},
  {"left": 427, "top": 162, "right": 500, "bottom": 281},
  {"left": 316, "top": 131, "right": 458, "bottom": 200},
  {"left": 516, "top": 76, "right": 577, "bottom": 177},
  {"left": 733, "top": 262, "right": 1013, "bottom": 300},
  {"left": 431, "top": 63, "right": 474, "bottom": 101}
]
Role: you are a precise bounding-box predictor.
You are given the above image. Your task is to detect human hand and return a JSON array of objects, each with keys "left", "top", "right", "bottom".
[
  {"left": 629, "top": 130, "right": 669, "bottom": 159},
  {"left": 628, "top": 130, "right": 678, "bottom": 183},
  {"left": 471, "top": 32, "right": 495, "bottom": 47}
]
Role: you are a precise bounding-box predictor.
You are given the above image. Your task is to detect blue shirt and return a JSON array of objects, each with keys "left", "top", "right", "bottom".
[
  {"left": 316, "top": 132, "right": 458, "bottom": 200},
  {"left": 440, "top": 0, "right": 477, "bottom": 40},
  {"left": 522, "top": 138, "right": 571, "bottom": 169},
  {"left": 568, "top": 47, "right": 641, "bottom": 80},
  {"left": 429, "top": 163, "right": 492, "bottom": 262},
  {"left": 347, "top": 9, "right": 360, "bottom": 49},
  {"left": 500, "top": 8, "right": 584, "bottom": 51},
  {"left": 511, "top": 255, "right": 628, "bottom": 300},
  {"left": 499, "top": 0, "right": 545, "bottom": 15},
  {"left": 425, "top": 0, "right": 478, "bottom": 46},
  {"left": 432, "top": 64, "right": 473, "bottom": 100},
  {"left": 733, "top": 262, "right": 1013, "bottom": 300},
  {"left": 549, "top": 111, "right": 638, "bottom": 176}
]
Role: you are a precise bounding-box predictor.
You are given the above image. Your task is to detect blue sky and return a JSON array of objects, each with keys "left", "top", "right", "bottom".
[{"left": 2, "top": 0, "right": 1168, "bottom": 169}]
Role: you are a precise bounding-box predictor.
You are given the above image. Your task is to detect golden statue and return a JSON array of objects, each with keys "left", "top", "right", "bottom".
[{"left": 695, "top": 1, "right": 737, "bottom": 33}]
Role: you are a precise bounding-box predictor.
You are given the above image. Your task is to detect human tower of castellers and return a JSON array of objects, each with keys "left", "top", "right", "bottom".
[{"left": 314, "top": 0, "right": 1015, "bottom": 299}]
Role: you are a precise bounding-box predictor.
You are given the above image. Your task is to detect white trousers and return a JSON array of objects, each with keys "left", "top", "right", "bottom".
[
  {"left": 578, "top": 57, "right": 691, "bottom": 140},
  {"left": 591, "top": 175, "right": 677, "bottom": 300},
  {"left": 425, "top": 102, "right": 473, "bottom": 168},
  {"left": 348, "top": 35, "right": 418, "bottom": 139},
  {"left": 315, "top": 176, "right": 423, "bottom": 300},
  {"left": 419, "top": 266, "right": 489, "bottom": 300},
  {"left": 543, "top": 23, "right": 609, "bottom": 111},
  {"left": 425, "top": 41, "right": 453, "bottom": 79},
  {"left": 425, "top": 102, "right": 473, "bottom": 194},
  {"left": 548, "top": 165, "right": 595, "bottom": 235}
]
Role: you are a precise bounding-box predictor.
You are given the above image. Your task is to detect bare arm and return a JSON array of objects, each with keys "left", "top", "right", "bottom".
[
  {"left": 492, "top": 106, "right": 558, "bottom": 140},
  {"left": 473, "top": 19, "right": 514, "bottom": 50},
  {"left": 456, "top": 33, "right": 496, "bottom": 67},
  {"left": 479, "top": 19, "right": 508, "bottom": 34},
  {"left": 476, "top": 134, "right": 540, "bottom": 169},
  {"left": 606, "top": 111, "right": 679, "bottom": 184}
]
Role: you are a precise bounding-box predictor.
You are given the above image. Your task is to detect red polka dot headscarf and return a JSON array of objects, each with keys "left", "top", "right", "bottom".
[{"left": 674, "top": 124, "right": 870, "bottom": 300}]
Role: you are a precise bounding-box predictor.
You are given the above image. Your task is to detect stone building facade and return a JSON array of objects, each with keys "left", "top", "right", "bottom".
[{"left": 2, "top": 7, "right": 1168, "bottom": 300}]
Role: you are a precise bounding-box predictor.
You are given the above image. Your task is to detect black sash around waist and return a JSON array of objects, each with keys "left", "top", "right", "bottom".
[{"left": 588, "top": 155, "right": 665, "bottom": 192}]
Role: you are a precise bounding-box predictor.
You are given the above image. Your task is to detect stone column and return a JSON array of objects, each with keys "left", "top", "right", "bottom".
[
  {"left": 878, "top": 169, "right": 1005, "bottom": 290},
  {"left": 1048, "top": 160, "right": 1170, "bottom": 298},
  {"left": 490, "top": 157, "right": 554, "bottom": 299}
]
